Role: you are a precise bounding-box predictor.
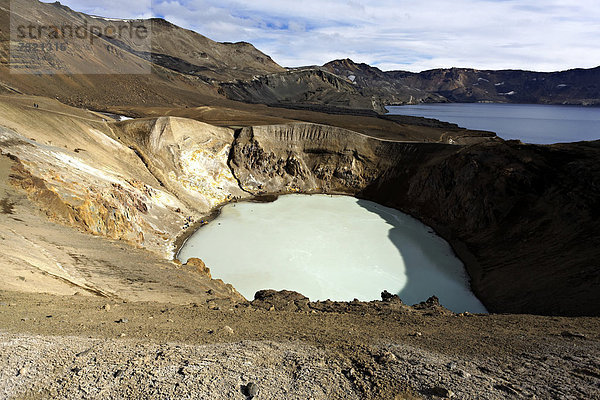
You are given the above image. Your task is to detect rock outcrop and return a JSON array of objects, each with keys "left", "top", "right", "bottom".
[
  {"left": 183, "top": 258, "right": 212, "bottom": 279},
  {"left": 251, "top": 290, "right": 310, "bottom": 312}
]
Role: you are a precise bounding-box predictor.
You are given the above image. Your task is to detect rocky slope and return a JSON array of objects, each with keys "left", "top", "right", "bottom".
[
  {"left": 362, "top": 140, "right": 600, "bottom": 316},
  {"left": 0, "top": 0, "right": 286, "bottom": 110},
  {"left": 4, "top": 0, "right": 283, "bottom": 79},
  {"left": 219, "top": 68, "right": 387, "bottom": 113},
  {"left": 324, "top": 59, "right": 600, "bottom": 106},
  {"left": 0, "top": 0, "right": 385, "bottom": 114},
  {"left": 323, "top": 59, "right": 446, "bottom": 105},
  {"left": 0, "top": 95, "right": 250, "bottom": 303}
]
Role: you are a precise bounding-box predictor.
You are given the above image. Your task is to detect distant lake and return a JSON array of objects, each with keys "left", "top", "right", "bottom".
[{"left": 387, "top": 103, "right": 600, "bottom": 144}]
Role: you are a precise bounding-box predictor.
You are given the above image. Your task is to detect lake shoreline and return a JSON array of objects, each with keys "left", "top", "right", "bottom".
[
  {"left": 177, "top": 194, "right": 488, "bottom": 313},
  {"left": 172, "top": 189, "right": 355, "bottom": 261}
]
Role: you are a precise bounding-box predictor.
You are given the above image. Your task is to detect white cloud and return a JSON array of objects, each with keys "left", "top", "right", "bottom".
[
  {"left": 42, "top": 0, "right": 153, "bottom": 19},
  {"left": 45, "top": 0, "right": 600, "bottom": 72}
]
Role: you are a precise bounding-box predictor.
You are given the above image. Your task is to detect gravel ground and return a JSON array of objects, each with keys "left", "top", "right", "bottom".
[
  {"left": 0, "top": 334, "right": 361, "bottom": 400},
  {"left": 1, "top": 291, "right": 599, "bottom": 399}
]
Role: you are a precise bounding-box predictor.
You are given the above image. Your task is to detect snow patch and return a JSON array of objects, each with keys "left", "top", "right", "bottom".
[
  {"left": 499, "top": 91, "right": 516, "bottom": 96},
  {"left": 478, "top": 77, "right": 490, "bottom": 82},
  {"left": 495, "top": 82, "right": 505, "bottom": 86},
  {"left": 556, "top": 84, "right": 568, "bottom": 88}
]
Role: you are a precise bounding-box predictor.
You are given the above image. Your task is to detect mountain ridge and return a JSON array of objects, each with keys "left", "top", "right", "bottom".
[
  {"left": 0, "top": 0, "right": 385, "bottom": 113},
  {"left": 323, "top": 58, "right": 600, "bottom": 106},
  {"left": 3, "top": 0, "right": 599, "bottom": 114}
]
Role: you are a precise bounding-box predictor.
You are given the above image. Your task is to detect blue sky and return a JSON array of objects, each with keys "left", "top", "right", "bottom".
[{"left": 44, "top": 0, "right": 600, "bottom": 72}]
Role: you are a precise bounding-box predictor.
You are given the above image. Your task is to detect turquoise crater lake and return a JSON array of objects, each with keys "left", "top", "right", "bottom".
[
  {"left": 178, "top": 194, "right": 487, "bottom": 313},
  {"left": 387, "top": 103, "right": 600, "bottom": 144}
]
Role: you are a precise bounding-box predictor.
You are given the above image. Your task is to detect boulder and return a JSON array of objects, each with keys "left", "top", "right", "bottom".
[{"left": 252, "top": 289, "right": 310, "bottom": 312}]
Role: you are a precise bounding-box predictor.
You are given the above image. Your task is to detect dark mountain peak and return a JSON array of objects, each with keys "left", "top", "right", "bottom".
[
  {"left": 323, "top": 59, "right": 388, "bottom": 83},
  {"left": 324, "top": 58, "right": 381, "bottom": 73},
  {"left": 324, "top": 58, "right": 355, "bottom": 70}
]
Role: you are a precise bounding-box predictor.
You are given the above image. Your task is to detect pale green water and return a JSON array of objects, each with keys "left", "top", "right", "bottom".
[{"left": 178, "top": 194, "right": 487, "bottom": 313}]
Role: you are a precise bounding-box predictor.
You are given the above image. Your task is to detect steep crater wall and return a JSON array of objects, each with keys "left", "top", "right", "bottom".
[
  {"left": 229, "top": 123, "right": 453, "bottom": 195},
  {"left": 362, "top": 140, "right": 600, "bottom": 316},
  {"left": 227, "top": 124, "right": 600, "bottom": 316}
]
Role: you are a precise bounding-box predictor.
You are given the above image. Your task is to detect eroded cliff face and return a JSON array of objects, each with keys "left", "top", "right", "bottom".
[
  {"left": 361, "top": 140, "right": 600, "bottom": 316},
  {"left": 0, "top": 122, "right": 190, "bottom": 258},
  {"left": 0, "top": 105, "right": 262, "bottom": 259},
  {"left": 229, "top": 123, "right": 453, "bottom": 195},
  {"left": 230, "top": 123, "right": 381, "bottom": 194}
]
